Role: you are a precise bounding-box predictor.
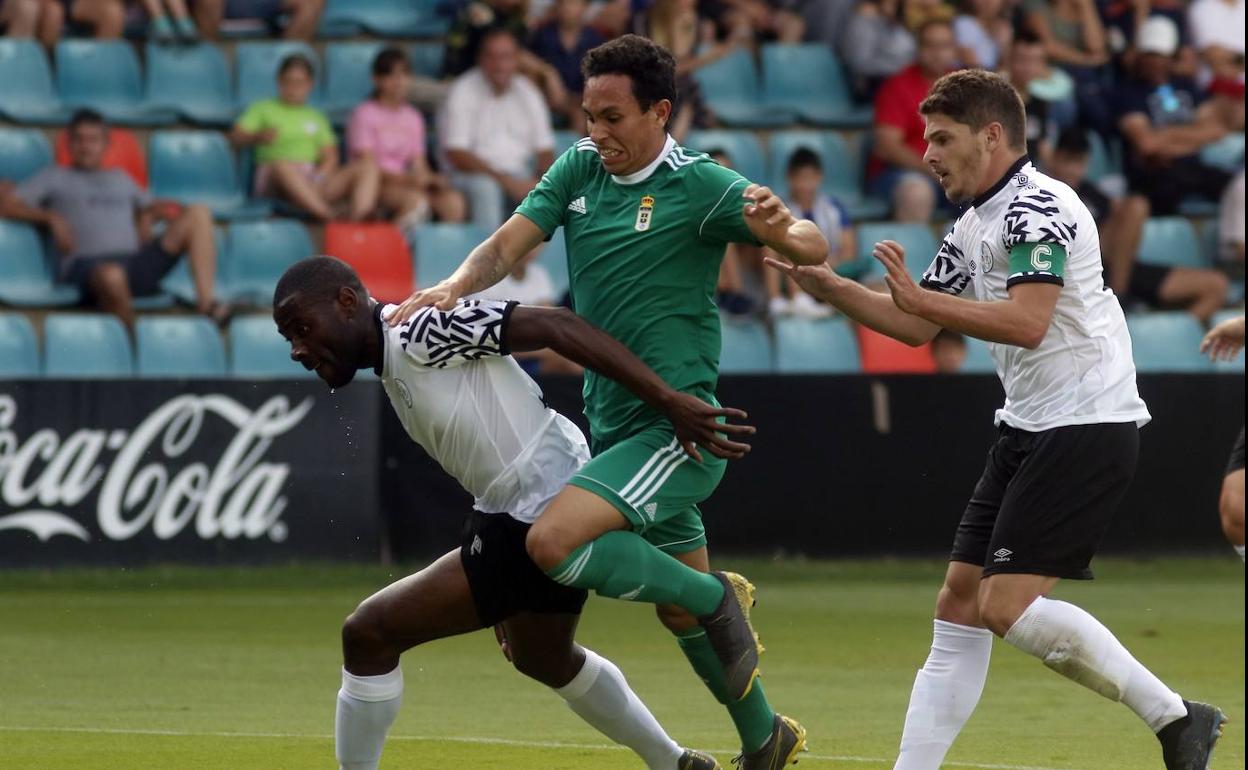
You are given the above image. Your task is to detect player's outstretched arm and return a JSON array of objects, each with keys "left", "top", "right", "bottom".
[
  {"left": 742, "top": 184, "right": 829, "bottom": 266},
  {"left": 508, "top": 306, "right": 756, "bottom": 461},
  {"left": 386, "top": 214, "right": 547, "bottom": 325},
  {"left": 1201, "top": 315, "right": 1245, "bottom": 361}
]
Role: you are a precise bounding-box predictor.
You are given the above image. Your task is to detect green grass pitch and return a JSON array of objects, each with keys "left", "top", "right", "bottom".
[{"left": 0, "top": 557, "right": 1242, "bottom": 769}]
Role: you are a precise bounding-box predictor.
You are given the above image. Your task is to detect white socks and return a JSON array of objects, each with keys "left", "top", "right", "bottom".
[
  {"left": 893, "top": 620, "right": 994, "bottom": 770},
  {"left": 1235, "top": 544, "right": 1244, "bottom": 562},
  {"left": 1005, "top": 596, "right": 1188, "bottom": 732},
  {"left": 336, "top": 667, "right": 404, "bottom": 770},
  {"left": 555, "top": 649, "right": 684, "bottom": 770}
]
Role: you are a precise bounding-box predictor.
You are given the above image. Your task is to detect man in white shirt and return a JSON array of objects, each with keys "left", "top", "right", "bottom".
[
  {"left": 1187, "top": 0, "right": 1245, "bottom": 82},
  {"left": 440, "top": 27, "right": 557, "bottom": 229},
  {"left": 768, "top": 69, "right": 1224, "bottom": 770},
  {"left": 274, "top": 256, "right": 747, "bottom": 770}
]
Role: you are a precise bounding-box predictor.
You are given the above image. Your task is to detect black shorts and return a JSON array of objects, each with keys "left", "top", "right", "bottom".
[
  {"left": 1124, "top": 263, "right": 1172, "bottom": 307},
  {"left": 1128, "top": 159, "right": 1232, "bottom": 216},
  {"left": 1228, "top": 428, "right": 1245, "bottom": 476},
  {"left": 951, "top": 422, "right": 1139, "bottom": 580},
  {"left": 460, "top": 510, "right": 588, "bottom": 627},
  {"left": 63, "top": 240, "right": 179, "bottom": 298}
]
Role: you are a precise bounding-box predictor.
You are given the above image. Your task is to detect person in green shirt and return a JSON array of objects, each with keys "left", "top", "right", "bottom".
[
  {"left": 388, "top": 35, "right": 828, "bottom": 769},
  {"left": 230, "top": 54, "right": 380, "bottom": 222}
]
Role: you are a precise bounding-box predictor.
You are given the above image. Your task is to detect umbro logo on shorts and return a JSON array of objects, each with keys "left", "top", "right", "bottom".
[
  {"left": 993, "top": 548, "right": 1013, "bottom": 562},
  {"left": 567, "top": 196, "right": 588, "bottom": 215},
  {"left": 470, "top": 535, "right": 483, "bottom": 555}
]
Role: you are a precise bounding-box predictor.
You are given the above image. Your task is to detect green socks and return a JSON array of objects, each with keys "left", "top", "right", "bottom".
[
  {"left": 677, "top": 628, "right": 776, "bottom": 753},
  {"left": 546, "top": 531, "right": 725, "bottom": 617}
]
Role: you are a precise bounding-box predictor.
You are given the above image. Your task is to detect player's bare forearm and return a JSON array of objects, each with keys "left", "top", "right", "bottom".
[
  {"left": 759, "top": 219, "right": 829, "bottom": 266},
  {"left": 446, "top": 238, "right": 513, "bottom": 296},
  {"left": 908, "top": 283, "right": 1059, "bottom": 349},
  {"left": 825, "top": 276, "right": 941, "bottom": 345}
]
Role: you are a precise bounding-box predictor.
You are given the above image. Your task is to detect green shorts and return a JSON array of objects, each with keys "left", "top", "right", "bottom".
[{"left": 569, "top": 424, "right": 726, "bottom": 555}]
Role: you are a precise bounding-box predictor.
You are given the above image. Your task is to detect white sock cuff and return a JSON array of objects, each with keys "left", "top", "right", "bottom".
[
  {"left": 555, "top": 649, "right": 606, "bottom": 701},
  {"left": 933, "top": 619, "right": 993, "bottom": 642},
  {"left": 1235, "top": 544, "right": 1245, "bottom": 561},
  {"left": 341, "top": 667, "right": 404, "bottom": 703},
  {"left": 1003, "top": 596, "right": 1047, "bottom": 651}
]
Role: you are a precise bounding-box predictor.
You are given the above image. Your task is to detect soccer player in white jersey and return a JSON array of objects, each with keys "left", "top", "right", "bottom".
[
  {"left": 1201, "top": 315, "right": 1245, "bottom": 562},
  {"left": 768, "top": 69, "right": 1226, "bottom": 770},
  {"left": 273, "top": 256, "right": 753, "bottom": 770}
]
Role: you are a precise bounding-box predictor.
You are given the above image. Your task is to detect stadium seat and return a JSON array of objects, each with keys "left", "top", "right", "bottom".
[
  {"left": 0, "top": 39, "right": 67, "bottom": 123},
  {"left": 538, "top": 227, "right": 569, "bottom": 298},
  {"left": 855, "top": 222, "right": 939, "bottom": 280},
  {"left": 760, "top": 44, "right": 872, "bottom": 128},
  {"left": 408, "top": 41, "right": 445, "bottom": 78},
  {"left": 44, "top": 314, "right": 133, "bottom": 377},
  {"left": 223, "top": 219, "right": 313, "bottom": 303},
  {"left": 54, "top": 41, "right": 177, "bottom": 126},
  {"left": 1209, "top": 309, "right": 1246, "bottom": 373},
  {"left": 235, "top": 42, "right": 321, "bottom": 107},
  {"left": 0, "top": 313, "right": 39, "bottom": 377},
  {"left": 149, "top": 131, "right": 270, "bottom": 219},
  {"left": 411, "top": 223, "right": 491, "bottom": 287},
  {"left": 54, "top": 127, "right": 147, "bottom": 188},
  {"left": 136, "top": 316, "right": 228, "bottom": 378},
  {"left": 324, "top": 41, "right": 387, "bottom": 123},
  {"left": 693, "top": 49, "right": 794, "bottom": 128},
  {"left": 553, "top": 130, "right": 580, "bottom": 157},
  {"left": 719, "top": 316, "right": 774, "bottom": 373},
  {"left": 0, "top": 128, "right": 52, "bottom": 183},
  {"left": 1084, "top": 130, "right": 1120, "bottom": 183},
  {"left": 684, "top": 130, "right": 767, "bottom": 188},
  {"left": 0, "top": 220, "right": 80, "bottom": 307},
  {"left": 767, "top": 131, "right": 888, "bottom": 221},
  {"left": 145, "top": 43, "right": 238, "bottom": 126},
  {"left": 325, "top": 221, "right": 414, "bottom": 303},
  {"left": 961, "top": 336, "right": 997, "bottom": 374},
  {"left": 856, "top": 326, "right": 935, "bottom": 373},
  {"left": 1136, "top": 217, "right": 1206, "bottom": 269},
  {"left": 774, "top": 317, "right": 859, "bottom": 373},
  {"left": 1126, "top": 311, "right": 1212, "bottom": 372},
  {"left": 229, "top": 315, "right": 316, "bottom": 378},
  {"left": 323, "top": 0, "right": 450, "bottom": 38},
  {"left": 1199, "top": 132, "right": 1244, "bottom": 172}
]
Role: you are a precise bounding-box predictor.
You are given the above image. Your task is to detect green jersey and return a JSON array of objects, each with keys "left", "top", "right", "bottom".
[{"left": 516, "top": 135, "right": 757, "bottom": 446}]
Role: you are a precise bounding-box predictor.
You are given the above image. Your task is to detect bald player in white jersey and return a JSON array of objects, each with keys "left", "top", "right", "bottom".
[
  {"left": 768, "top": 69, "right": 1225, "bottom": 770},
  {"left": 272, "top": 256, "right": 751, "bottom": 770}
]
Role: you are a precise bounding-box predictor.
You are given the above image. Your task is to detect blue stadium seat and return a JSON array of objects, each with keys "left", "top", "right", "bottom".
[
  {"left": 146, "top": 43, "right": 237, "bottom": 126},
  {"left": 767, "top": 131, "right": 887, "bottom": 221},
  {"left": 1209, "top": 309, "right": 1246, "bottom": 373},
  {"left": 324, "top": 42, "right": 387, "bottom": 123},
  {"left": 1084, "top": 130, "right": 1120, "bottom": 183},
  {"left": 323, "top": 0, "right": 450, "bottom": 38},
  {"left": 412, "top": 224, "right": 491, "bottom": 286},
  {"left": 774, "top": 317, "right": 859, "bottom": 373},
  {"left": 54, "top": 41, "right": 177, "bottom": 126},
  {"left": 0, "top": 39, "right": 67, "bottom": 123},
  {"left": 235, "top": 42, "right": 321, "bottom": 107},
  {"left": 553, "top": 130, "right": 580, "bottom": 157},
  {"left": 1200, "top": 133, "right": 1244, "bottom": 172},
  {"left": 0, "top": 313, "right": 39, "bottom": 377},
  {"left": 760, "top": 44, "right": 872, "bottom": 128},
  {"left": 229, "top": 315, "right": 315, "bottom": 378},
  {"left": 136, "top": 316, "right": 227, "bottom": 378},
  {"left": 0, "top": 221, "right": 80, "bottom": 307},
  {"left": 720, "top": 316, "right": 774, "bottom": 373},
  {"left": 538, "top": 227, "right": 569, "bottom": 299},
  {"left": 1126, "top": 311, "right": 1212, "bottom": 372},
  {"left": 0, "top": 128, "right": 52, "bottom": 182},
  {"left": 961, "top": 336, "right": 997, "bottom": 374},
  {"left": 223, "top": 219, "right": 314, "bottom": 303},
  {"left": 408, "top": 41, "right": 445, "bottom": 78},
  {"left": 693, "top": 50, "right": 794, "bottom": 128},
  {"left": 149, "top": 131, "right": 270, "bottom": 219},
  {"left": 1137, "top": 217, "right": 1205, "bottom": 269},
  {"left": 44, "top": 314, "right": 133, "bottom": 377},
  {"left": 684, "top": 130, "right": 767, "bottom": 188},
  {"left": 855, "top": 222, "right": 939, "bottom": 280}
]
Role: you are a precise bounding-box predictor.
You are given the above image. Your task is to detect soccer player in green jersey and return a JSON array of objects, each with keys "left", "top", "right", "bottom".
[{"left": 389, "top": 34, "right": 828, "bottom": 769}]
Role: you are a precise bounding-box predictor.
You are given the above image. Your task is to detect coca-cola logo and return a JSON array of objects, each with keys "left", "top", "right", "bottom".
[{"left": 0, "top": 393, "right": 313, "bottom": 543}]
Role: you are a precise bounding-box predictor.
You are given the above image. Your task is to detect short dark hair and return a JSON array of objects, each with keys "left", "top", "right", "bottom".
[
  {"left": 274, "top": 256, "right": 366, "bottom": 308},
  {"left": 917, "top": 19, "right": 954, "bottom": 44},
  {"left": 1013, "top": 28, "right": 1043, "bottom": 47},
  {"left": 68, "top": 108, "right": 106, "bottom": 133},
  {"left": 581, "top": 34, "right": 678, "bottom": 115},
  {"left": 278, "top": 53, "right": 315, "bottom": 78},
  {"left": 932, "top": 328, "right": 965, "bottom": 347},
  {"left": 372, "top": 46, "right": 409, "bottom": 77},
  {"left": 919, "top": 69, "right": 1027, "bottom": 151},
  {"left": 787, "top": 147, "right": 823, "bottom": 174},
  {"left": 479, "top": 26, "right": 520, "bottom": 55},
  {"left": 1055, "top": 127, "right": 1090, "bottom": 156}
]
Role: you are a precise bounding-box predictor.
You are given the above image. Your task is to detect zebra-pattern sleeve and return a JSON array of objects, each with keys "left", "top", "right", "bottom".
[
  {"left": 920, "top": 219, "right": 972, "bottom": 296},
  {"left": 396, "top": 299, "right": 517, "bottom": 369},
  {"left": 1002, "top": 186, "right": 1077, "bottom": 288}
]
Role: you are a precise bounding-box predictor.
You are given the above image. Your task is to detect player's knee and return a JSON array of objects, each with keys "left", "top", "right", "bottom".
[
  {"left": 976, "top": 590, "right": 1025, "bottom": 637},
  {"left": 524, "top": 521, "right": 572, "bottom": 573},
  {"left": 1219, "top": 480, "right": 1244, "bottom": 539},
  {"left": 934, "top": 578, "right": 980, "bottom": 627},
  {"left": 511, "top": 647, "right": 578, "bottom": 688},
  {"left": 655, "top": 603, "right": 697, "bottom": 633},
  {"left": 341, "top": 601, "right": 390, "bottom": 662}
]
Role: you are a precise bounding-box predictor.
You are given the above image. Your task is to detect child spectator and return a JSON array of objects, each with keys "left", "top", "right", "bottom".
[{"left": 931, "top": 328, "right": 967, "bottom": 372}]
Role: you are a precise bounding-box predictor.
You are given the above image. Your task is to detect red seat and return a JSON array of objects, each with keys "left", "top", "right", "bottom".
[
  {"left": 324, "top": 222, "right": 413, "bottom": 303},
  {"left": 55, "top": 127, "right": 148, "bottom": 188},
  {"left": 856, "top": 325, "right": 936, "bottom": 374}
]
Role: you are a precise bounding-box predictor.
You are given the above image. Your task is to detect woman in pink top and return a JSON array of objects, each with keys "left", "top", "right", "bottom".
[{"left": 348, "top": 48, "right": 467, "bottom": 228}]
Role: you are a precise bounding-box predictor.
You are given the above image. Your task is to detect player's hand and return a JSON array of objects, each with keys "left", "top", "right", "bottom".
[
  {"left": 742, "top": 184, "right": 796, "bottom": 238},
  {"left": 493, "top": 624, "right": 513, "bottom": 662},
  {"left": 1200, "top": 315, "right": 1245, "bottom": 361},
  {"left": 385, "top": 280, "right": 464, "bottom": 326},
  {"left": 660, "top": 391, "right": 755, "bottom": 462},
  {"left": 874, "top": 240, "right": 926, "bottom": 315},
  {"left": 763, "top": 255, "right": 839, "bottom": 301}
]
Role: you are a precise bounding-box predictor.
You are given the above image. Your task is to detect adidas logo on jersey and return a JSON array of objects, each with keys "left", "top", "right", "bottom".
[
  {"left": 619, "top": 585, "right": 646, "bottom": 601},
  {"left": 643, "top": 502, "right": 658, "bottom": 520},
  {"left": 567, "top": 196, "right": 588, "bottom": 214}
]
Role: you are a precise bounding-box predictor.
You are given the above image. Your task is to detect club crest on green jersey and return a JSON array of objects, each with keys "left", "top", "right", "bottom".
[{"left": 635, "top": 195, "right": 655, "bottom": 232}]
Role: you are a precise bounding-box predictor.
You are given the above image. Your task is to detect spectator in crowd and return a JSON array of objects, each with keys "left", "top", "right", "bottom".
[
  {"left": 631, "top": 0, "right": 733, "bottom": 139},
  {"left": 529, "top": 0, "right": 605, "bottom": 133},
  {"left": 867, "top": 19, "right": 957, "bottom": 222},
  {"left": 703, "top": 0, "right": 806, "bottom": 44},
  {"left": 804, "top": 0, "right": 859, "bottom": 58},
  {"left": 1049, "top": 127, "right": 1230, "bottom": 321},
  {"left": 930, "top": 328, "right": 967, "bottom": 372},
  {"left": 348, "top": 47, "right": 467, "bottom": 237},
  {"left": 1, "top": 0, "right": 63, "bottom": 49},
  {"left": 443, "top": 0, "right": 567, "bottom": 111},
  {"left": 139, "top": 0, "right": 197, "bottom": 41},
  {"left": 1022, "top": 0, "right": 1111, "bottom": 130},
  {"left": 953, "top": 0, "right": 1010, "bottom": 69},
  {"left": 1187, "top": 0, "right": 1245, "bottom": 83},
  {"left": 58, "top": 0, "right": 125, "bottom": 38},
  {"left": 193, "top": 0, "right": 325, "bottom": 42},
  {"left": 0, "top": 109, "right": 226, "bottom": 331},
  {"left": 1220, "top": 169, "right": 1245, "bottom": 265},
  {"left": 903, "top": 0, "right": 955, "bottom": 32},
  {"left": 766, "top": 148, "right": 853, "bottom": 318},
  {"left": 1007, "top": 29, "right": 1060, "bottom": 168},
  {"left": 841, "top": 0, "right": 917, "bottom": 98},
  {"left": 705, "top": 149, "right": 754, "bottom": 316},
  {"left": 232, "top": 54, "right": 380, "bottom": 222},
  {"left": 440, "top": 28, "right": 556, "bottom": 229}
]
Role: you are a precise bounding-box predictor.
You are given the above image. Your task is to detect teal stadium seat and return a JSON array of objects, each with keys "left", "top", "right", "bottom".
[
  {"left": 229, "top": 316, "right": 316, "bottom": 378},
  {"left": 136, "top": 317, "right": 228, "bottom": 378},
  {"left": 224, "top": 219, "right": 314, "bottom": 303},
  {"left": 767, "top": 131, "right": 887, "bottom": 221},
  {"left": 408, "top": 41, "right": 445, "bottom": 78},
  {"left": 538, "top": 227, "right": 569, "bottom": 298},
  {"left": 146, "top": 43, "right": 238, "bottom": 126},
  {"left": 0, "top": 313, "right": 39, "bottom": 377},
  {"left": 719, "top": 316, "right": 774, "bottom": 373},
  {"left": 553, "top": 130, "right": 580, "bottom": 157},
  {"left": 54, "top": 41, "right": 177, "bottom": 126},
  {"left": 684, "top": 130, "right": 767, "bottom": 188},
  {"left": 1200, "top": 133, "right": 1245, "bottom": 172},
  {"left": 1209, "top": 309, "right": 1246, "bottom": 373},
  {"left": 961, "top": 336, "right": 997, "bottom": 374},
  {"left": 0, "top": 220, "right": 80, "bottom": 307},
  {"left": 0, "top": 40, "right": 67, "bottom": 123},
  {"left": 774, "top": 317, "right": 859, "bottom": 373},
  {"left": 855, "top": 222, "right": 939, "bottom": 280},
  {"left": 1084, "top": 130, "right": 1120, "bottom": 183},
  {"left": 413, "top": 224, "right": 491, "bottom": 286},
  {"left": 44, "top": 314, "right": 133, "bottom": 377},
  {"left": 149, "top": 131, "right": 270, "bottom": 219},
  {"left": 324, "top": 42, "right": 387, "bottom": 123},
  {"left": 760, "top": 44, "right": 872, "bottom": 128},
  {"left": 1137, "top": 217, "right": 1206, "bottom": 269},
  {"left": 693, "top": 49, "right": 793, "bottom": 128},
  {"left": 1126, "top": 311, "right": 1212, "bottom": 372},
  {"left": 0, "top": 128, "right": 52, "bottom": 182},
  {"left": 235, "top": 42, "right": 321, "bottom": 107},
  {"left": 323, "top": 0, "right": 450, "bottom": 38}
]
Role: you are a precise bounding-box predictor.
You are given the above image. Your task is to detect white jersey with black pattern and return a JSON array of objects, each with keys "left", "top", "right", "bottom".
[
  {"left": 377, "top": 299, "right": 590, "bottom": 523},
  {"left": 921, "top": 159, "right": 1151, "bottom": 431}
]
